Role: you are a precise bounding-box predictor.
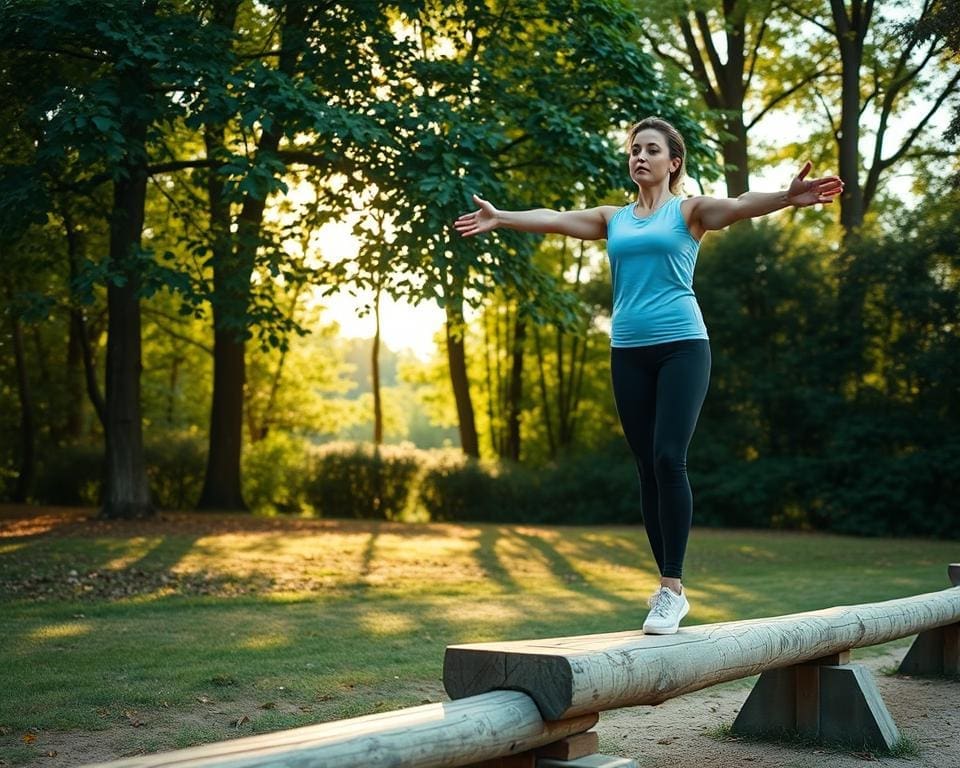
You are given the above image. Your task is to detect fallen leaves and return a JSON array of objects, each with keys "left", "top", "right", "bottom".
[{"left": 229, "top": 715, "right": 249, "bottom": 729}]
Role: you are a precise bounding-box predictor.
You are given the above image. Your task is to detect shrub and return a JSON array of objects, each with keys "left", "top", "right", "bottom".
[
  {"left": 308, "top": 441, "right": 423, "bottom": 520},
  {"left": 33, "top": 442, "right": 103, "bottom": 506},
  {"left": 243, "top": 432, "right": 316, "bottom": 514},
  {"left": 145, "top": 432, "right": 206, "bottom": 510}
]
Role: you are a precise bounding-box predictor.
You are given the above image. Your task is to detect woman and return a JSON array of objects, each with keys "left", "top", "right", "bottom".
[{"left": 454, "top": 116, "right": 843, "bottom": 634}]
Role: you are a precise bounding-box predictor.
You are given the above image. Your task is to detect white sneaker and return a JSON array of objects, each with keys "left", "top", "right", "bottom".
[{"left": 643, "top": 586, "right": 689, "bottom": 634}]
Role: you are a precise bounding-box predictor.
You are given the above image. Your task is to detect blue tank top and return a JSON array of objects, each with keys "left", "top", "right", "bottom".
[{"left": 606, "top": 196, "right": 708, "bottom": 347}]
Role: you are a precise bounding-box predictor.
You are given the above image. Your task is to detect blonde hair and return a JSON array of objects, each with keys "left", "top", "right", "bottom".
[{"left": 626, "top": 117, "right": 687, "bottom": 195}]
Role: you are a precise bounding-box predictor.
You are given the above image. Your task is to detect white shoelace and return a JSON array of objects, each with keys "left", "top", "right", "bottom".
[{"left": 647, "top": 588, "right": 678, "bottom": 618}]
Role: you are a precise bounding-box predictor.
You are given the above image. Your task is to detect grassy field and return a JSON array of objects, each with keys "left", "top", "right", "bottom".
[{"left": 1, "top": 505, "right": 957, "bottom": 765}]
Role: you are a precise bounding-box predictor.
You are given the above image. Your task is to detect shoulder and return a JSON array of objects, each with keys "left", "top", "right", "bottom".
[
  {"left": 598, "top": 204, "right": 630, "bottom": 229},
  {"left": 596, "top": 204, "right": 623, "bottom": 224},
  {"left": 679, "top": 196, "right": 712, "bottom": 241},
  {"left": 680, "top": 196, "right": 710, "bottom": 216}
]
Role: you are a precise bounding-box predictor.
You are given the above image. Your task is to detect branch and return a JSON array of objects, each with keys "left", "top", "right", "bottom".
[
  {"left": 744, "top": 14, "right": 769, "bottom": 93},
  {"left": 695, "top": 10, "right": 726, "bottom": 89},
  {"left": 678, "top": 15, "right": 720, "bottom": 108},
  {"left": 142, "top": 308, "right": 213, "bottom": 355},
  {"left": 863, "top": 68, "right": 960, "bottom": 209},
  {"left": 748, "top": 67, "right": 832, "bottom": 128},
  {"left": 813, "top": 84, "right": 840, "bottom": 142},
  {"left": 878, "top": 69, "right": 960, "bottom": 173},
  {"left": 784, "top": 2, "right": 834, "bottom": 35},
  {"left": 8, "top": 44, "right": 109, "bottom": 63},
  {"left": 641, "top": 29, "right": 697, "bottom": 81},
  {"left": 149, "top": 159, "right": 219, "bottom": 175}
]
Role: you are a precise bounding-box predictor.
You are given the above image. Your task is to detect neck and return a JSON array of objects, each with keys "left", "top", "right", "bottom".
[{"left": 635, "top": 185, "right": 673, "bottom": 212}]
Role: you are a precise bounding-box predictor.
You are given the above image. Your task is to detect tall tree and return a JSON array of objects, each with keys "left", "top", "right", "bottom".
[
  {"left": 383, "top": 0, "right": 712, "bottom": 457},
  {"left": 784, "top": 0, "right": 960, "bottom": 234},
  {"left": 639, "top": 0, "right": 828, "bottom": 196}
]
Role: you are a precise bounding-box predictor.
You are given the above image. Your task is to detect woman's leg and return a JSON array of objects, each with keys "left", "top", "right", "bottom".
[
  {"left": 652, "top": 340, "right": 712, "bottom": 581},
  {"left": 610, "top": 347, "right": 664, "bottom": 575}
]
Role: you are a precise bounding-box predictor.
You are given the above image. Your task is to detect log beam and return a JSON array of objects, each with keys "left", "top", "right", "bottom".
[
  {"left": 81, "top": 691, "right": 598, "bottom": 768},
  {"left": 444, "top": 586, "right": 960, "bottom": 720}
]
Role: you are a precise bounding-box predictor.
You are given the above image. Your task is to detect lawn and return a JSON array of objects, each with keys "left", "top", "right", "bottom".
[{"left": 1, "top": 505, "right": 956, "bottom": 766}]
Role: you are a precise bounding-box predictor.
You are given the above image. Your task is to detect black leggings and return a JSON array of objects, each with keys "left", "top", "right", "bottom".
[{"left": 611, "top": 340, "right": 711, "bottom": 579}]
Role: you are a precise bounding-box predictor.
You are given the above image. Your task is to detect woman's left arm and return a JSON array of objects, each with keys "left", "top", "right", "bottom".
[{"left": 685, "top": 161, "right": 844, "bottom": 238}]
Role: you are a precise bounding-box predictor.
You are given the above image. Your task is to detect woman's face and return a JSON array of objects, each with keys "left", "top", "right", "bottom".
[{"left": 628, "top": 128, "right": 680, "bottom": 188}]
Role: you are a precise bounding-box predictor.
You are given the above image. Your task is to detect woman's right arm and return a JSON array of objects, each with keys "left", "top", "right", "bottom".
[{"left": 454, "top": 194, "right": 615, "bottom": 241}]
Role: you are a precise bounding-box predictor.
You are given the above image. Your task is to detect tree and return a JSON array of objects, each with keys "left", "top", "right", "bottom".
[
  {"left": 782, "top": 0, "right": 960, "bottom": 234},
  {"left": 381, "top": 0, "right": 712, "bottom": 457},
  {"left": 638, "top": 0, "right": 829, "bottom": 196}
]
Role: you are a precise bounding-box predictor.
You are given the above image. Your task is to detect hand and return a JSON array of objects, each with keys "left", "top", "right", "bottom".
[
  {"left": 787, "top": 161, "right": 844, "bottom": 207},
  {"left": 454, "top": 194, "right": 499, "bottom": 237}
]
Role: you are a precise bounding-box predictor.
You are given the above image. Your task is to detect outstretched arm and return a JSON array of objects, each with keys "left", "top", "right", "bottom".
[
  {"left": 685, "top": 162, "right": 844, "bottom": 238},
  {"left": 454, "top": 194, "right": 615, "bottom": 241}
]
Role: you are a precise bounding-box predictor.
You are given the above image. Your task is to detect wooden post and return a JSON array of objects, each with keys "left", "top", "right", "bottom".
[
  {"left": 732, "top": 652, "right": 900, "bottom": 751},
  {"left": 899, "top": 565, "right": 960, "bottom": 676}
]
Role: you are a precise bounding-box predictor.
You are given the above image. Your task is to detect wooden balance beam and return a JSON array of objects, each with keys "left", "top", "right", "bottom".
[
  {"left": 82, "top": 690, "right": 598, "bottom": 768},
  {"left": 444, "top": 565, "right": 960, "bottom": 752},
  {"left": 82, "top": 566, "right": 959, "bottom": 768}
]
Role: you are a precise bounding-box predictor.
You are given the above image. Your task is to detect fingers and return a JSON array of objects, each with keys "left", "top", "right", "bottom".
[
  {"left": 454, "top": 209, "right": 482, "bottom": 237},
  {"left": 796, "top": 160, "right": 812, "bottom": 181},
  {"left": 454, "top": 194, "right": 491, "bottom": 237}
]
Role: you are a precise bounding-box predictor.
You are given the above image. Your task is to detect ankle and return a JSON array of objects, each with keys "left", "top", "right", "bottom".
[{"left": 660, "top": 578, "right": 682, "bottom": 596}]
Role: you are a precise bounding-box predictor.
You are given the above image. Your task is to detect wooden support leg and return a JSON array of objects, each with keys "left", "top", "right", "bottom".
[
  {"left": 731, "top": 652, "right": 900, "bottom": 751},
  {"left": 898, "top": 622, "right": 960, "bottom": 676},
  {"left": 537, "top": 757, "right": 638, "bottom": 768},
  {"left": 817, "top": 665, "right": 899, "bottom": 749},
  {"left": 462, "top": 723, "right": 601, "bottom": 768}
]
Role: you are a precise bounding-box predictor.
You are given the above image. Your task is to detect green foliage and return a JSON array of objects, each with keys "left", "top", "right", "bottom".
[
  {"left": 416, "top": 451, "right": 510, "bottom": 522},
  {"left": 309, "top": 442, "right": 423, "bottom": 521},
  {"left": 144, "top": 432, "right": 207, "bottom": 511},
  {"left": 242, "top": 431, "right": 315, "bottom": 515},
  {"left": 416, "top": 445, "right": 641, "bottom": 525},
  {"left": 32, "top": 433, "right": 206, "bottom": 510}
]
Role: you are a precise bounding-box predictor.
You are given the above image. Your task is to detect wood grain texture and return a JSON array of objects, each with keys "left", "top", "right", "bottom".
[
  {"left": 80, "top": 691, "right": 598, "bottom": 768},
  {"left": 444, "top": 586, "right": 960, "bottom": 719}
]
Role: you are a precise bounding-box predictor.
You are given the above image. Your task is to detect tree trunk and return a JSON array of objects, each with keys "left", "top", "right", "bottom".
[
  {"left": 199, "top": 326, "right": 248, "bottom": 509},
  {"left": 533, "top": 327, "right": 557, "bottom": 458},
  {"left": 830, "top": 0, "right": 871, "bottom": 396},
  {"left": 102, "top": 166, "right": 153, "bottom": 519},
  {"left": 65, "top": 215, "right": 105, "bottom": 433},
  {"left": 10, "top": 304, "right": 35, "bottom": 502},
  {"left": 830, "top": 0, "right": 868, "bottom": 236},
  {"left": 199, "top": 0, "right": 302, "bottom": 510},
  {"left": 505, "top": 312, "right": 525, "bottom": 462},
  {"left": 64, "top": 217, "right": 84, "bottom": 439},
  {"left": 77, "top": 310, "right": 106, "bottom": 430},
  {"left": 372, "top": 286, "right": 383, "bottom": 445},
  {"left": 445, "top": 298, "right": 479, "bottom": 458},
  {"left": 721, "top": 113, "right": 750, "bottom": 198}
]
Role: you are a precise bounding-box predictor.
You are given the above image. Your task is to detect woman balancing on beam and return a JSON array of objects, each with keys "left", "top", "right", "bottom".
[{"left": 455, "top": 116, "right": 843, "bottom": 635}]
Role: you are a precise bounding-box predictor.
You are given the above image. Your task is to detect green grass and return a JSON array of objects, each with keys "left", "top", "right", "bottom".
[{"left": 1, "top": 507, "right": 956, "bottom": 764}]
